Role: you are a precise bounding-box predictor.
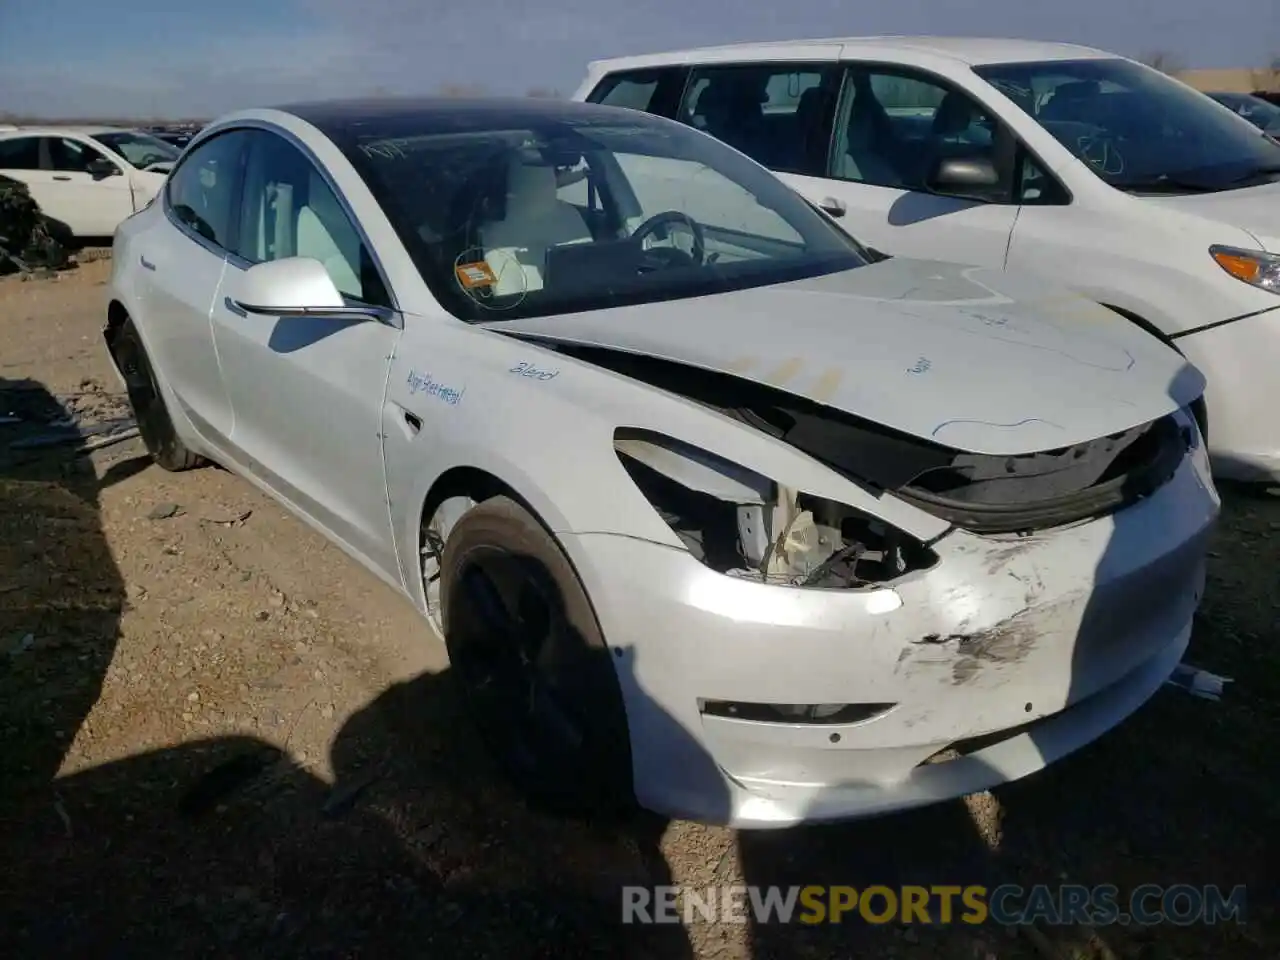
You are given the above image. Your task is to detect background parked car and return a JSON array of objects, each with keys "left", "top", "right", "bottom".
[
  {"left": 0, "top": 125, "right": 180, "bottom": 241},
  {"left": 573, "top": 38, "right": 1280, "bottom": 484},
  {"left": 1207, "top": 91, "right": 1280, "bottom": 135}
]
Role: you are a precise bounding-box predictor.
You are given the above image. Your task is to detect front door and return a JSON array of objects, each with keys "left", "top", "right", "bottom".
[
  {"left": 796, "top": 64, "right": 1021, "bottom": 267},
  {"left": 210, "top": 128, "right": 401, "bottom": 577}
]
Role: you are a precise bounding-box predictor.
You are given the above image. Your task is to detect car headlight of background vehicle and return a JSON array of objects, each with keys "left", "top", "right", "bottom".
[
  {"left": 613, "top": 428, "right": 938, "bottom": 588},
  {"left": 1210, "top": 245, "right": 1280, "bottom": 294}
]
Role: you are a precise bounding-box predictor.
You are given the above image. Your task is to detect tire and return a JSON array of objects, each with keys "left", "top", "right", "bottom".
[
  {"left": 440, "top": 495, "right": 634, "bottom": 817},
  {"left": 113, "top": 316, "right": 203, "bottom": 471}
]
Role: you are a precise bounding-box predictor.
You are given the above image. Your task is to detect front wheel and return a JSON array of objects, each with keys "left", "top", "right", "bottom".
[
  {"left": 113, "top": 316, "right": 203, "bottom": 471},
  {"left": 439, "top": 496, "right": 634, "bottom": 817}
]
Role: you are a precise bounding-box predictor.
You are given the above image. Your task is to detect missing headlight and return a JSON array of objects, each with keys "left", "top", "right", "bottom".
[{"left": 615, "top": 429, "right": 937, "bottom": 588}]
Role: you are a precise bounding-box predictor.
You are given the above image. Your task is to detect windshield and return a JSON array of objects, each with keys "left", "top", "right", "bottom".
[
  {"left": 973, "top": 58, "right": 1280, "bottom": 193},
  {"left": 339, "top": 108, "right": 869, "bottom": 322},
  {"left": 92, "top": 131, "right": 180, "bottom": 169},
  {"left": 1211, "top": 93, "right": 1280, "bottom": 133}
]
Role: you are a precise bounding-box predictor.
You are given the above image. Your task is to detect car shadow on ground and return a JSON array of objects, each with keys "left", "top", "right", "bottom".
[{"left": 1, "top": 376, "right": 1274, "bottom": 959}]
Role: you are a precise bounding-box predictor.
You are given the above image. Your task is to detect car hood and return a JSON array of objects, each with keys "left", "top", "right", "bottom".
[
  {"left": 488, "top": 258, "right": 1203, "bottom": 456},
  {"left": 1141, "top": 178, "right": 1280, "bottom": 252}
]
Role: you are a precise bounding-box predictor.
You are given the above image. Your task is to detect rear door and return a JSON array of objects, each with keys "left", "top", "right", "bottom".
[
  {"left": 0, "top": 136, "right": 69, "bottom": 233},
  {"left": 136, "top": 128, "right": 251, "bottom": 443}
]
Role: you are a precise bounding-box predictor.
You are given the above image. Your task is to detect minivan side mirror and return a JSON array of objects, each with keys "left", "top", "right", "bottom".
[
  {"left": 228, "top": 256, "right": 392, "bottom": 323},
  {"left": 926, "top": 156, "right": 1005, "bottom": 202},
  {"left": 87, "top": 157, "right": 119, "bottom": 179}
]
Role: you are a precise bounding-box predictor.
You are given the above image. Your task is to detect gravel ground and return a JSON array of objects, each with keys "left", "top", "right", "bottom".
[{"left": 0, "top": 259, "right": 1274, "bottom": 959}]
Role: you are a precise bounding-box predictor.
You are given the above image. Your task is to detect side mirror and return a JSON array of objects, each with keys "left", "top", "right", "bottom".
[
  {"left": 926, "top": 156, "right": 1004, "bottom": 202},
  {"left": 229, "top": 257, "right": 390, "bottom": 321},
  {"left": 88, "top": 157, "right": 119, "bottom": 179}
]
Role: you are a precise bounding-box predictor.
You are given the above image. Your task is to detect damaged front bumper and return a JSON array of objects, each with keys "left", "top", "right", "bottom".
[{"left": 563, "top": 438, "right": 1219, "bottom": 828}]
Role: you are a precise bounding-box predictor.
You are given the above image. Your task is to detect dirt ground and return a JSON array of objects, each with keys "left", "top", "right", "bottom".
[{"left": 0, "top": 259, "right": 1274, "bottom": 959}]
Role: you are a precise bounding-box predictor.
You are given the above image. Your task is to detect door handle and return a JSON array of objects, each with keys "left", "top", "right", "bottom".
[
  {"left": 223, "top": 296, "right": 248, "bottom": 318},
  {"left": 52, "top": 174, "right": 72, "bottom": 182},
  {"left": 817, "top": 197, "right": 847, "bottom": 218},
  {"left": 403, "top": 410, "right": 422, "bottom": 433},
  {"left": 139, "top": 256, "right": 156, "bottom": 271}
]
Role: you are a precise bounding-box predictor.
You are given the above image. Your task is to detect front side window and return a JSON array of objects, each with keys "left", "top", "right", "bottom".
[
  {"left": 233, "top": 130, "right": 389, "bottom": 306},
  {"left": 165, "top": 130, "right": 251, "bottom": 249},
  {"left": 0, "top": 137, "right": 41, "bottom": 170},
  {"left": 48, "top": 137, "right": 111, "bottom": 173},
  {"left": 338, "top": 109, "right": 868, "bottom": 322},
  {"left": 678, "top": 63, "right": 838, "bottom": 175},
  {"left": 975, "top": 58, "right": 1280, "bottom": 193},
  {"left": 91, "top": 131, "right": 179, "bottom": 171},
  {"left": 831, "top": 67, "right": 1009, "bottom": 195}
]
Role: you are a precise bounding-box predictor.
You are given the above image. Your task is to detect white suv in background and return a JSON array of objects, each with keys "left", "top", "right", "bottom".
[
  {"left": 0, "top": 126, "right": 180, "bottom": 240},
  {"left": 572, "top": 38, "right": 1280, "bottom": 483}
]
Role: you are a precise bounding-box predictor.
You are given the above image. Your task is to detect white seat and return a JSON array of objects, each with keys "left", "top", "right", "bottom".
[
  {"left": 295, "top": 170, "right": 362, "bottom": 297},
  {"left": 478, "top": 159, "right": 593, "bottom": 296}
]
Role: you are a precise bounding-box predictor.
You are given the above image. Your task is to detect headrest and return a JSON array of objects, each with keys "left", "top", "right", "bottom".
[{"left": 505, "top": 159, "right": 559, "bottom": 214}]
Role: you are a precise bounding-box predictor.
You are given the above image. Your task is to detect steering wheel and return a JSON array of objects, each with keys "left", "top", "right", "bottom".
[{"left": 630, "top": 211, "right": 706, "bottom": 268}]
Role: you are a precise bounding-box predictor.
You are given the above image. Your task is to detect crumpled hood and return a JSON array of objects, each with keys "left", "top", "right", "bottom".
[
  {"left": 490, "top": 258, "right": 1204, "bottom": 456},
  {"left": 1142, "top": 179, "right": 1280, "bottom": 253}
]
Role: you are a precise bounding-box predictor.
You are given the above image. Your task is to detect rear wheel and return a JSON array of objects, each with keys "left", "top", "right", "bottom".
[
  {"left": 113, "top": 316, "right": 203, "bottom": 471},
  {"left": 440, "top": 496, "right": 634, "bottom": 817}
]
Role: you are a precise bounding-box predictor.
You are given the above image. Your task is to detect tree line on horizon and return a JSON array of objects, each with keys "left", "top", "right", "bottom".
[{"left": 0, "top": 83, "right": 565, "bottom": 128}]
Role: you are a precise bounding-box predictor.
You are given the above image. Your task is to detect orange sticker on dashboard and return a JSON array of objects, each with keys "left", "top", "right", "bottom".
[{"left": 455, "top": 261, "right": 497, "bottom": 289}]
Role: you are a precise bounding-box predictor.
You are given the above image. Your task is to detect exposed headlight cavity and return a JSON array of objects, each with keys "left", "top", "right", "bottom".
[{"left": 614, "top": 429, "right": 937, "bottom": 588}]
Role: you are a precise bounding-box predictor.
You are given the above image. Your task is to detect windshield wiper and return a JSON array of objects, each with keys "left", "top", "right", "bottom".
[
  {"left": 1110, "top": 175, "right": 1217, "bottom": 194},
  {"left": 1227, "top": 163, "right": 1280, "bottom": 185}
]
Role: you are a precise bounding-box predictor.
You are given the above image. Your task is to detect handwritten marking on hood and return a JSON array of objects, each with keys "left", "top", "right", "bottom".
[
  {"left": 908, "top": 357, "right": 932, "bottom": 375},
  {"left": 931, "top": 417, "right": 1063, "bottom": 439}
]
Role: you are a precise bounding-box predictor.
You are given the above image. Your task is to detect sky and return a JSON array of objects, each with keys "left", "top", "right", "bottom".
[{"left": 1, "top": 0, "right": 1277, "bottom": 118}]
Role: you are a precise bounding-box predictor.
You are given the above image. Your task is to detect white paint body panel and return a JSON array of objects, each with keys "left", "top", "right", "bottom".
[
  {"left": 107, "top": 104, "right": 1219, "bottom": 828},
  {"left": 572, "top": 36, "right": 1280, "bottom": 481},
  {"left": 0, "top": 127, "right": 170, "bottom": 237}
]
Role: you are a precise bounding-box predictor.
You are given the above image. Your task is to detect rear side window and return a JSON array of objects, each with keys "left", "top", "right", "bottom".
[
  {"left": 676, "top": 63, "right": 839, "bottom": 176},
  {"left": 0, "top": 137, "right": 41, "bottom": 170},
  {"left": 586, "top": 68, "right": 688, "bottom": 118},
  {"left": 165, "top": 130, "right": 251, "bottom": 250}
]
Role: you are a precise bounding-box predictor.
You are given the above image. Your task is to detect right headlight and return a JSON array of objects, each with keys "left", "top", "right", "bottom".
[
  {"left": 1209, "top": 245, "right": 1280, "bottom": 294},
  {"left": 613, "top": 428, "right": 937, "bottom": 589}
]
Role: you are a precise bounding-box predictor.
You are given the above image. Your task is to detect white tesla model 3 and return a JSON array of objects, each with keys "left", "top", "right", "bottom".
[{"left": 104, "top": 97, "right": 1219, "bottom": 828}]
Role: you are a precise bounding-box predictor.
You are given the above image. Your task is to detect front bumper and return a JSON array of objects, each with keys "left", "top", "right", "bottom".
[
  {"left": 563, "top": 438, "right": 1218, "bottom": 828},
  {"left": 1177, "top": 305, "right": 1280, "bottom": 481}
]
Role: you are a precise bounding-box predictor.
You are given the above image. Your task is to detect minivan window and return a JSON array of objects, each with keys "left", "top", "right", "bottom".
[
  {"left": 678, "top": 64, "right": 838, "bottom": 175},
  {"left": 339, "top": 109, "right": 868, "bottom": 322},
  {"left": 975, "top": 58, "right": 1280, "bottom": 193}
]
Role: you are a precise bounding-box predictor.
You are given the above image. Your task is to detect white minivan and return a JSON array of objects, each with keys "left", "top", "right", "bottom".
[
  {"left": 0, "top": 126, "right": 179, "bottom": 240},
  {"left": 573, "top": 38, "right": 1280, "bottom": 482}
]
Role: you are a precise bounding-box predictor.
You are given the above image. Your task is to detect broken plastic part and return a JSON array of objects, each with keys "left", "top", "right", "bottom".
[
  {"left": 563, "top": 346, "right": 1190, "bottom": 534},
  {"left": 614, "top": 429, "right": 937, "bottom": 588}
]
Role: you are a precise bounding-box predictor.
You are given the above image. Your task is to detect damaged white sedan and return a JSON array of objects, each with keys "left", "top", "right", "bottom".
[{"left": 104, "top": 96, "right": 1220, "bottom": 828}]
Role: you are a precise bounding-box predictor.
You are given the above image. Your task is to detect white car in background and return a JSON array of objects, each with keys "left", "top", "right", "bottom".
[
  {"left": 103, "top": 96, "right": 1218, "bottom": 828},
  {"left": 0, "top": 126, "right": 179, "bottom": 239},
  {"left": 574, "top": 37, "right": 1280, "bottom": 483}
]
